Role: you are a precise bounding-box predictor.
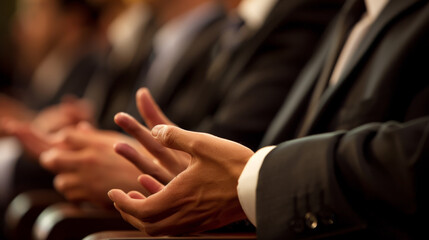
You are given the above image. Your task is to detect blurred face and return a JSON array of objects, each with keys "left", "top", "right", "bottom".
[{"left": 13, "top": 0, "right": 61, "bottom": 71}]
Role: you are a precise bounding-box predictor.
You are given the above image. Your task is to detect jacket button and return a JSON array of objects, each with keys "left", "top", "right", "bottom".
[
  {"left": 305, "top": 212, "right": 318, "bottom": 230},
  {"left": 289, "top": 217, "right": 305, "bottom": 233}
]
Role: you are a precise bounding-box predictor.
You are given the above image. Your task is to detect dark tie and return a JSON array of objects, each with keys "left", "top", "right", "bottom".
[
  {"left": 219, "top": 12, "right": 246, "bottom": 51},
  {"left": 297, "top": 0, "right": 366, "bottom": 137},
  {"left": 205, "top": 12, "right": 247, "bottom": 82}
]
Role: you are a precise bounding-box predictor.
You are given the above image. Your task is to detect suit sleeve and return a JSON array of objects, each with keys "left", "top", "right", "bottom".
[{"left": 256, "top": 117, "right": 429, "bottom": 239}]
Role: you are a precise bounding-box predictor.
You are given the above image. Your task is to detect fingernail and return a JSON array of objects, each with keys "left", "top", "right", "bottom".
[
  {"left": 152, "top": 125, "right": 165, "bottom": 138},
  {"left": 137, "top": 88, "right": 145, "bottom": 97},
  {"left": 114, "top": 112, "right": 126, "bottom": 119},
  {"left": 77, "top": 121, "right": 92, "bottom": 131},
  {"left": 107, "top": 190, "right": 114, "bottom": 199}
]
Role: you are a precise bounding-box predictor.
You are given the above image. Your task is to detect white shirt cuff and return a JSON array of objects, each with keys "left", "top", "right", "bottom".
[{"left": 237, "top": 146, "right": 276, "bottom": 226}]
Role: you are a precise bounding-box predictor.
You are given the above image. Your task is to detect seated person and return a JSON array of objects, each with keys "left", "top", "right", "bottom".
[
  {"left": 0, "top": 0, "right": 102, "bottom": 235},
  {"left": 0, "top": 0, "right": 102, "bottom": 202},
  {"left": 10, "top": 0, "right": 342, "bottom": 210},
  {"left": 107, "top": 0, "right": 429, "bottom": 238}
]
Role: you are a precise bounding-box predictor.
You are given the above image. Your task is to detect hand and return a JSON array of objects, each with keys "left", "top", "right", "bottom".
[
  {"left": 135, "top": 88, "right": 174, "bottom": 129},
  {"left": 40, "top": 123, "right": 155, "bottom": 208},
  {"left": 109, "top": 125, "right": 254, "bottom": 235},
  {"left": 114, "top": 112, "right": 189, "bottom": 182},
  {"left": 1, "top": 96, "right": 94, "bottom": 157},
  {"left": 0, "top": 94, "right": 34, "bottom": 120},
  {"left": 32, "top": 96, "right": 94, "bottom": 134},
  {"left": 1, "top": 118, "right": 53, "bottom": 158},
  {"left": 114, "top": 88, "right": 189, "bottom": 179},
  {"left": 0, "top": 94, "right": 34, "bottom": 137}
]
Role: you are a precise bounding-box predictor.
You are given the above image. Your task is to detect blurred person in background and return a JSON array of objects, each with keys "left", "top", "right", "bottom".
[
  {"left": 0, "top": 0, "right": 226, "bottom": 232},
  {"left": 0, "top": 0, "right": 228, "bottom": 238},
  {"left": 34, "top": 0, "right": 342, "bottom": 231},
  {"left": 0, "top": 0, "right": 103, "bottom": 237},
  {"left": 10, "top": 0, "right": 101, "bottom": 108},
  {"left": 2, "top": 0, "right": 344, "bottom": 237},
  {"left": 5, "top": 0, "right": 343, "bottom": 207},
  {"left": 0, "top": 0, "right": 16, "bottom": 93},
  {"left": 108, "top": 0, "right": 429, "bottom": 238},
  {"left": 0, "top": 0, "right": 103, "bottom": 126}
]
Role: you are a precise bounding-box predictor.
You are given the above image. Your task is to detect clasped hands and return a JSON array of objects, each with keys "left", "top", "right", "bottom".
[{"left": 2, "top": 88, "right": 255, "bottom": 235}]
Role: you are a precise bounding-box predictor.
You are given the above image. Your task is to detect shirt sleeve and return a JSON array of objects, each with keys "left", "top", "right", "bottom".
[{"left": 237, "top": 146, "right": 276, "bottom": 226}]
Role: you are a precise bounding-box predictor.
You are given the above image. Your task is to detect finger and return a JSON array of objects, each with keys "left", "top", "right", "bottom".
[
  {"left": 61, "top": 96, "right": 94, "bottom": 120},
  {"left": 136, "top": 88, "right": 174, "bottom": 129},
  {"left": 109, "top": 187, "right": 179, "bottom": 223},
  {"left": 60, "top": 188, "right": 87, "bottom": 203},
  {"left": 115, "top": 207, "right": 147, "bottom": 231},
  {"left": 40, "top": 148, "right": 84, "bottom": 173},
  {"left": 127, "top": 191, "right": 146, "bottom": 200},
  {"left": 1, "top": 117, "right": 16, "bottom": 135},
  {"left": 114, "top": 142, "right": 174, "bottom": 184},
  {"left": 76, "top": 121, "right": 95, "bottom": 132},
  {"left": 53, "top": 173, "right": 82, "bottom": 195},
  {"left": 108, "top": 189, "right": 143, "bottom": 217},
  {"left": 152, "top": 125, "right": 253, "bottom": 161},
  {"left": 114, "top": 113, "right": 182, "bottom": 173},
  {"left": 138, "top": 174, "right": 164, "bottom": 194},
  {"left": 54, "top": 173, "right": 87, "bottom": 202},
  {"left": 4, "top": 119, "right": 31, "bottom": 137},
  {"left": 151, "top": 125, "right": 203, "bottom": 155},
  {"left": 51, "top": 127, "right": 92, "bottom": 150},
  {"left": 7, "top": 122, "right": 52, "bottom": 157}
]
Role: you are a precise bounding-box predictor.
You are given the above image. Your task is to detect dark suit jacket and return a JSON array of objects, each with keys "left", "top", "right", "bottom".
[
  {"left": 94, "top": 17, "right": 157, "bottom": 131},
  {"left": 163, "top": 0, "right": 344, "bottom": 150},
  {"left": 257, "top": 0, "right": 429, "bottom": 238},
  {"left": 127, "top": 4, "right": 227, "bottom": 127},
  {"left": 24, "top": 51, "right": 99, "bottom": 110},
  {"left": 10, "top": 10, "right": 156, "bottom": 201},
  {"left": 11, "top": 48, "right": 100, "bottom": 197}
]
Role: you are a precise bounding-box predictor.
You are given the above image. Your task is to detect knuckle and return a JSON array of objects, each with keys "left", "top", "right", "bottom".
[
  {"left": 188, "top": 138, "right": 203, "bottom": 152},
  {"left": 59, "top": 128, "right": 74, "bottom": 141},
  {"left": 53, "top": 175, "right": 66, "bottom": 191},
  {"left": 83, "top": 151, "right": 98, "bottom": 166},
  {"left": 44, "top": 154, "right": 60, "bottom": 171},
  {"left": 161, "top": 126, "right": 177, "bottom": 147}
]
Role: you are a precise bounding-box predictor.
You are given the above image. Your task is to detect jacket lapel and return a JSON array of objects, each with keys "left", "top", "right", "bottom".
[
  {"left": 212, "top": 0, "right": 304, "bottom": 93},
  {"left": 153, "top": 8, "right": 226, "bottom": 107},
  {"left": 304, "top": 0, "right": 423, "bottom": 134},
  {"left": 260, "top": 26, "right": 335, "bottom": 146}
]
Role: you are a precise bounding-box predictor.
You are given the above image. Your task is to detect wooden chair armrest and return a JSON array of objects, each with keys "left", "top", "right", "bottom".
[
  {"left": 32, "top": 202, "right": 135, "bottom": 240},
  {"left": 4, "top": 189, "right": 65, "bottom": 240}
]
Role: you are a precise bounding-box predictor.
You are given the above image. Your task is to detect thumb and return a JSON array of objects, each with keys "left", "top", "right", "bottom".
[
  {"left": 51, "top": 127, "right": 91, "bottom": 150},
  {"left": 151, "top": 125, "right": 203, "bottom": 156},
  {"left": 76, "top": 121, "right": 95, "bottom": 132},
  {"left": 152, "top": 125, "right": 255, "bottom": 163},
  {"left": 108, "top": 189, "right": 141, "bottom": 217},
  {"left": 136, "top": 88, "right": 174, "bottom": 129}
]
